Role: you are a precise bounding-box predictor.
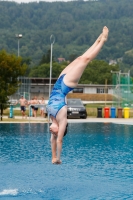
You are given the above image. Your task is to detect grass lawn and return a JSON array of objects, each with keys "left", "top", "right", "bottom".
[{"left": 1, "top": 103, "right": 133, "bottom": 119}]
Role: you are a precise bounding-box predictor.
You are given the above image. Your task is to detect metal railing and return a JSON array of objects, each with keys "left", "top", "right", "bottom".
[{"left": 0, "top": 103, "right": 48, "bottom": 122}]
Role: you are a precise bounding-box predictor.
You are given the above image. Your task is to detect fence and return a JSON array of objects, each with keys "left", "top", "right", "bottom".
[
  {"left": 1, "top": 102, "right": 133, "bottom": 121},
  {"left": 0, "top": 103, "right": 48, "bottom": 122},
  {"left": 112, "top": 71, "right": 133, "bottom": 108}
]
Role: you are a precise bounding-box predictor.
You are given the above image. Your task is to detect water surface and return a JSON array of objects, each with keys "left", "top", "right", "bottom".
[{"left": 0, "top": 123, "right": 133, "bottom": 199}]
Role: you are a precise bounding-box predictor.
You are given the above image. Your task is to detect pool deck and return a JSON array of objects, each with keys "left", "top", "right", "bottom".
[
  {"left": 67, "top": 118, "right": 133, "bottom": 125},
  {"left": 0, "top": 116, "right": 133, "bottom": 125}
]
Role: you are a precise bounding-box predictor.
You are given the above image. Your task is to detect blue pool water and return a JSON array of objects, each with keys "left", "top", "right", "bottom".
[{"left": 0, "top": 123, "right": 133, "bottom": 200}]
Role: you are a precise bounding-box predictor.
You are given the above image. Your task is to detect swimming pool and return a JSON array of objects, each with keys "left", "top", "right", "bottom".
[{"left": 0, "top": 123, "right": 133, "bottom": 199}]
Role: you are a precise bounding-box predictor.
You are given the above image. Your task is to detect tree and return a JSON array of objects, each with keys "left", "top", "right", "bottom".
[
  {"left": 79, "top": 60, "right": 119, "bottom": 84},
  {"left": 39, "top": 49, "right": 54, "bottom": 65},
  {"left": 29, "top": 62, "right": 64, "bottom": 78},
  {"left": 69, "top": 53, "right": 78, "bottom": 62},
  {"left": 123, "top": 53, "right": 133, "bottom": 66},
  {"left": 21, "top": 57, "right": 32, "bottom": 76},
  {"left": 0, "top": 50, "right": 27, "bottom": 120}
]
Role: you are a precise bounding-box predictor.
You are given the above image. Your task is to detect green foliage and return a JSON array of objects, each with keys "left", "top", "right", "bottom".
[
  {"left": 119, "top": 50, "right": 133, "bottom": 76},
  {"left": 29, "top": 58, "right": 119, "bottom": 84},
  {"left": 0, "top": 50, "right": 27, "bottom": 104},
  {"left": 29, "top": 62, "right": 65, "bottom": 78},
  {"left": 0, "top": 0, "right": 133, "bottom": 70},
  {"left": 39, "top": 49, "right": 53, "bottom": 65},
  {"left": 69, "top": 54, "right": 78, "bottom": 62},
  {"left": 21, "top": 57, "right": 32, "bottom": 76},
  {"left": 79, "top": 60, "right": 119, "bottom": 84},
  {"left": 123, "top": 53, "right": 133, "bottom": 66}
]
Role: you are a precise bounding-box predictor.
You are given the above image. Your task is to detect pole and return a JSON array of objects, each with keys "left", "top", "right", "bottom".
[
  {"left": 118, "top": 71, "right": 120, "bottom": 107},
  {"left": 104, "top": 79, "right": 107, "bottom": 107},
  {"left": 49, "top": 43, "right": 53, "bottom": 98},
  {"left": 15, "top": 34, "right": 22, "bottom": 57},
  {"left": 18, "top": 39, "right": 19, "bottom": 57},
  {"left": 0, "top": 104, "right": 2, "bottom": 121},
  {"left": 48, "top": 35, "right": 55, "bottom": 124},
  {"left": 16, "top": 34, "right": 22, "bottom": 99},
  {"left": 49, "top": 35, "right": 55, "bottom": 98}
]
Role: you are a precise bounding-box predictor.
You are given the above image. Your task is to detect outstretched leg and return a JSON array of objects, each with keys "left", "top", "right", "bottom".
[
  {"left": 63, "top": 26, "right": 109, "bottom": 88},
  {"left": 60, "top": 33, "right": 103, "bottom": 76},
  {"left": 51, "top": 134, "right": 58, "bottom": 164}
]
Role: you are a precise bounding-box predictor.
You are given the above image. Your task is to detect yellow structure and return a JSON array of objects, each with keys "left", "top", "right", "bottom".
[{"left": 124, "top": 107, "right": 130, "bottom": 118}]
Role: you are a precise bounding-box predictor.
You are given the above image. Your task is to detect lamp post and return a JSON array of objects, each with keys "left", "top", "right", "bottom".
[
  {"left": 15, "top": 34, "right": 23, "bottom": 100},
  {"left": 15, "top": 34, "right": 22, "bottom": 57},
  {"left": 49, "top": 34, "right": 55, "bottom": 98}
]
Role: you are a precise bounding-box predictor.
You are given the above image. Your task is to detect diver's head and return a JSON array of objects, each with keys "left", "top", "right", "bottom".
[{"left": 49, "top": 123, "right": 59, "bottom": 135}]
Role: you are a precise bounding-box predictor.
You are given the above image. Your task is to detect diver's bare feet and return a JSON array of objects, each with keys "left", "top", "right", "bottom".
[
  {"left": 102, "top": 26, "right": 109, "bottom": 41},
  {"left": 52, "top": 158, "right": 62, "bottom": 164},
  {"left": 56, "top": 160, "right": 62, "bottom": 164},
  {"left": 97, "top": 33, "right": 102, "bottom": 43},
  {"left": 52, "top": 157, "right": 58, "bottom": 164}
]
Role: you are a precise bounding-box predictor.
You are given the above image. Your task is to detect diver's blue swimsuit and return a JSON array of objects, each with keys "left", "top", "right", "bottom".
[{"left": 46, "top": 74, "right": 74, "bottom": 118}]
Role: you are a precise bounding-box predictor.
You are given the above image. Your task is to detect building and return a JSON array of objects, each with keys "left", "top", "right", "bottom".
[
  {"left": 10, "top": 77, "right": 114, "bottom": 102},
  {"left": 57, "top": 58, "right": 66, "bottom": 63},
  {"left": 18, "top": 77, "right": 113, "bottom": 99}
]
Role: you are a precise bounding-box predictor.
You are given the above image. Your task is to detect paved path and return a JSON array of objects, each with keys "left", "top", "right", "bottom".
[
  {"left": 68, "top": 118, "right": 133, "bottom": 125},
  {"left": 0, "top": 116, "right": 133, "bottom": 125}
]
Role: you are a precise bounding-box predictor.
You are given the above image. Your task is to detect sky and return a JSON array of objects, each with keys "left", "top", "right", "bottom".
[
  {"left": 4, "top": 0, "right": 74, "bottom": 3},
  {"left": 2, "top": 0, "right": 97, "bottom": 3}
]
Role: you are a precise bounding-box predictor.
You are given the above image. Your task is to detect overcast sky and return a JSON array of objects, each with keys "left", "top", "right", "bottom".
[
  {"left": 2, "top": 0, "right": 94, "bottom": 3},
  {"left": 5, "top": 0, "right": 73, "bottom": 3}
]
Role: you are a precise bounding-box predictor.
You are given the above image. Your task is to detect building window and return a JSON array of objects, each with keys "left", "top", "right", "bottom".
[
  {"left": 97, "top": 88, "right": 108, "bottom": 93},
  {"left": 73, "top": 88, "right": 83, "bottom": 93}
]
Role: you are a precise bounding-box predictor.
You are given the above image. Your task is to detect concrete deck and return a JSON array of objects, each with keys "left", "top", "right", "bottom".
[
  {"left": 68, "top": 118, "right": 133, "bottom": 125},
  {"left": 0, "top": 116, "right": 133, "bottom": 125}
]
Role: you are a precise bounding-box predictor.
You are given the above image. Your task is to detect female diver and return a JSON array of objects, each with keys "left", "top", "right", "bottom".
[{"left": 47, "top": 26, "right": 109, "bottom": 164}]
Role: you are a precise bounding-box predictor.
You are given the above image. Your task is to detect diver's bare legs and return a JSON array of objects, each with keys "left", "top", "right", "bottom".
[
  {"left": 51, "top": 134, "right": 62, "bottom": 164},
  {"left": 50, "top": 26, "right": 109, "bottom": 165},
  {"left": 56, "top": 106, "right": 67, "bottom": 163},
  {"left": 50, "top": 106, "right": 67, "bottom": 164},
  {"left": 50, "top": 115, "right": 63, "bottom": 164},
  {"left": 63, "top": 26, "right": 109, "bottom": 87},
  {"left": 51, "top": 134, "right": 58, "bottom": 163},
  {"left": 60, "top": 33, "right": 103, "bottom": 76}
]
